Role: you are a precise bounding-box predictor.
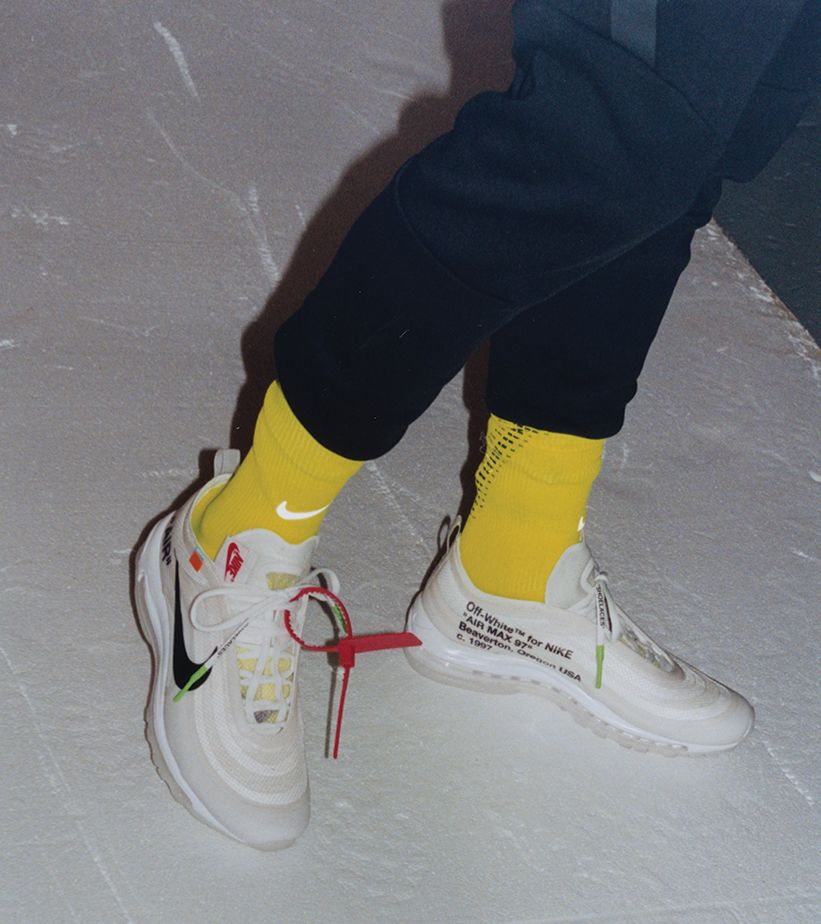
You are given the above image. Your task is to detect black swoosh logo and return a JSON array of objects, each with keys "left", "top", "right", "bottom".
[{"left": 172, "top": 561, "right": 216, "bottom": 693}]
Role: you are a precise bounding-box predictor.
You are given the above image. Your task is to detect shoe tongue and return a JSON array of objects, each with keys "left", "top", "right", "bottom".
[
  {"left": 544, "top": 542, "right": 594, "bottom": 608},
  {"left": 214, "top": 530, "right": 316, "bottom": 588}
]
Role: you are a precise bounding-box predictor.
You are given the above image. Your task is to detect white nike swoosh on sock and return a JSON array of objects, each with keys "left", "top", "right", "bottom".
[{"left": 276, "top": 500, "right": 329, "bottom": 521}]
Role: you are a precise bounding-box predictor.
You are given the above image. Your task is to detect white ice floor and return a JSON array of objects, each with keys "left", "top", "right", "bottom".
[{"left": 2, "top": 3, "right": 819, "bottom": 923}]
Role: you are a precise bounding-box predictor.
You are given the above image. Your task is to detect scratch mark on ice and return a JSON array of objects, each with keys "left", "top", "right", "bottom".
[
  {"left": 153, "top": 21, "right": 200, "bottom": 100},
  {"left": 80, "top": 316, "right": 157, "bottom": 337},
  {"left": 0, "top": 645, "right": 134, "bottom": 921},
  {"left": 365, "top": 461, "right": 431, "bottom": 555},
  {"left": 294, "top": 202, "right": 307, "bottom": 229},
  {"left": 747, "top": 282, "right": 775, "bottom": 304},
  {"left": 702, "top": 220, "right": 722, "bottom": 241},
  {"left": 618, "top": 443, "right": 630, "bottom": 474},
  {"left": 246, "top": 185, "right": 280, "bottom": 285},
  {"left": 139, "top": 467, "right": 198, "bottom": 480},
  {"left": 376, "top": 86, "right": 414, "bottom": 102},
  {"left": 759, "top": 735, "right": 816, "bottom": 808},
  {"left": 11, "top": 206, "right": 69, "bottom": 227},
  {"left": 340, "top": 102, "right": 380, "bottom": 134},
  {"left": 146, "top": 110, "right": 279, "bottom": 285},
  {"left": 791, "top": 548, "right": 819, "bottom": 563},
  {"left": 786, "top": 326, "right": 820, "bottom": 385}
]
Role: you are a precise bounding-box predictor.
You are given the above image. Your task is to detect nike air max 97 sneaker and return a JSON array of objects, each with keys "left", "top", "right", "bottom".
[
  {"left": 407, "top": 525, "right": 754, "bottom": 755},
  {"left": 135, "top": 450, "right": 322, "bottom": 849},
  {"left": 136, "top": 450, "right": 420, "bottom": 848}
]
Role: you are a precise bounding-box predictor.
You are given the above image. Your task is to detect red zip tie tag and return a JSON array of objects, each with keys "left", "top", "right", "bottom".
[
  {"left": 283, "top": 587, "right": 421, "bottom": 758},
  {"left": 336, "top": 632, "right": 421, "bottom": 668}
]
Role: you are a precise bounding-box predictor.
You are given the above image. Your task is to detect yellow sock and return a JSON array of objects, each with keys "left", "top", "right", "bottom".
[
  {"left": 192, "top": 382, "right": 362, "bottom": 559},
  {"left": 460, "top": 415, "right": 604, "bottom": 601}
]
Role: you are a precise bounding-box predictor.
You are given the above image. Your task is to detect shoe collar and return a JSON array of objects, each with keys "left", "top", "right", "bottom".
[
  {"left": 181, "top": 475, "right": 318, "bottom": 589},
  {"left": 446, "top": 515, "right": 596, "bottom": 613},
  {"left": 544, "top": 542, "right": 597, "bottom": 609}
]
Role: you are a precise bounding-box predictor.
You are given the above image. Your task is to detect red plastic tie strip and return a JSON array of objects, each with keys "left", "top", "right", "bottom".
[{"left": 283, "top": 585, "right": 422, "bottom": 759}]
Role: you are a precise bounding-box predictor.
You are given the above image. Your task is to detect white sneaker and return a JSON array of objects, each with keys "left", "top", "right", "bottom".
[
  {"left": 407, "top": 527, "right": 754, "bottom": 755},
  {"left": 135, "top": 450, "right": 323, "bottom": 849}
]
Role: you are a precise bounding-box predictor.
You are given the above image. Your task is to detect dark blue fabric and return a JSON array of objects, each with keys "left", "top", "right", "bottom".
[
  {"left": 610, "top": 0, "right": 657, "bottom": 67},
  {"left": 275, "top": 1, "right": 818, "bottom": 458}
]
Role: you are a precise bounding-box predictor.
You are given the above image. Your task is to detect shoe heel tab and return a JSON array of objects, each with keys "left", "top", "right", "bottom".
[{"left": 213, "top": 448, "right": 241, "bottom": 477}]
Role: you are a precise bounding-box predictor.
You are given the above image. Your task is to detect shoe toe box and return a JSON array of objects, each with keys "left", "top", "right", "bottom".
[{"left": 657, "top": 662, "right": 755, "bottom": 751}]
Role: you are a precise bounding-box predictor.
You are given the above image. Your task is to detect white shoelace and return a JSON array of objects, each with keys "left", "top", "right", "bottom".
[{"left": 181, "top": 568, "right": 341, "bottom": 727}]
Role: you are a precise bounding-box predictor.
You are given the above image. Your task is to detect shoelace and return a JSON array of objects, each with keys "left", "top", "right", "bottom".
[
  {"left": 178, "top": 570, "right": 421, "bottom": 757},
  {"left": 591, "top": 571, "right": 675, "bottom": 688},
  {"left": 178, "top": 568, "right": 336, "bottom": 724}
]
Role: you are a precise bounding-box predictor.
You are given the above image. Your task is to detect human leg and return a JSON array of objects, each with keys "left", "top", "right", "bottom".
[
  {"left": 407, "top": 3, "right": 818, "bottom": 752},
  {"left": 401, "top": 185, "right": 752, "bottom": 755},
  {"left": 457, "top": 175, "right": 722, "bottom": 600},
  {"left": 458, "top": 1, "right": 819, "bottom": 602}
]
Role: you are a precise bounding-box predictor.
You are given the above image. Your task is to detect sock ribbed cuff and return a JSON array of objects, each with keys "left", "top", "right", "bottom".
[
  {"left": 252, "top": 382, "right": 361, "bottom": 489},
  {"left": 462, "top": 414, "right": 604, "bottom": 601},
  {"left": 193, "top": 382, "right": 362, "bottom": 556}
]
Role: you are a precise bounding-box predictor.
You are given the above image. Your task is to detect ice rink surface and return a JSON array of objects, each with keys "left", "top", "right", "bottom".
[{"left": 1, "top": 2, "right": 819, "bottom": 922}]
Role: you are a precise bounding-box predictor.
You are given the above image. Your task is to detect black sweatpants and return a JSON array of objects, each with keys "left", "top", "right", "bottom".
[{"left": 275, "top": 0, "right": 819, "bottom": 460}]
